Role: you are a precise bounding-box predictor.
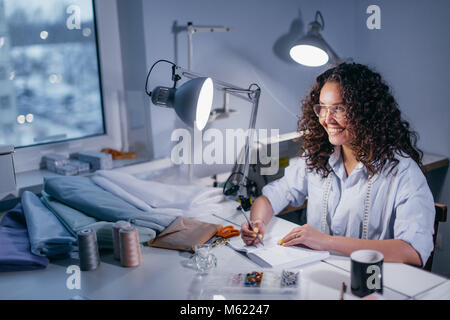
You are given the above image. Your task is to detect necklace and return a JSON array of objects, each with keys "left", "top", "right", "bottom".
[{"left": 321, "top": 172, "right": 373, "bottom": 239}]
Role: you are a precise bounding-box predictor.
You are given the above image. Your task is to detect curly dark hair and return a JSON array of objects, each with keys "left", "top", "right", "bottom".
[{"left": 298, "top": 62, "right": 423, "bottom": 178}]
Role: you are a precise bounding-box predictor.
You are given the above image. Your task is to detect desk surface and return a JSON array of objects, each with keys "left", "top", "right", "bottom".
[
  {"left": 1, "top": 153, "right": 449, "bottom": 300},
  {"left": 0, "top": 203, "right": 447, "bottom": 300},
  {"left": 422, "top": 153, "right": 449, "bottom": 173}
]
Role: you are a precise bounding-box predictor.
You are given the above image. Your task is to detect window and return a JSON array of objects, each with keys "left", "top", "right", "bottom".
[
  {"left": 0, "top": 0, "right": 104, "bottom": 148},
  {"left": 0, "top": 66, "right": 6, "bottom": 80},
  {"left": 0, "top": 95, "right": 10, "bottom": 109}
]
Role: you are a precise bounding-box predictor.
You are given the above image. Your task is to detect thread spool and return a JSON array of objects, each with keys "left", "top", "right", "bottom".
[
  {"left": 77, "top": 229, "right": 100, "bottom": 271},
  {"left": 119, "top": 226, "right": 142, "bottom": 267},
  {"left": 112, "top": 220, "right": 131, "bottom": 260}
]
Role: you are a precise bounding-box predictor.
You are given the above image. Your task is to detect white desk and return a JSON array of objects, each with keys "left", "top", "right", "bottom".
[
  {"left": 1, "top": 155, "right": 449, "bottom": 300},
  {"left": 0, "top": 203, "right": 447, "bottom": 300}
]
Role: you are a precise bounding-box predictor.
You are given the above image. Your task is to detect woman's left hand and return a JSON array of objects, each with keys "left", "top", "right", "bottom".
[{"left": 279, "top": 224, "right": 332, "bottom": 251}]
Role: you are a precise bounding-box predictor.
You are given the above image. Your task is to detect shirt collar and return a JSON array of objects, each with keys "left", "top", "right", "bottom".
[
  {"left": 328, "top": 146, "right": 341, "bottom": 170},
  {"left": 328, "top": 146, "right": 367, "bottom": 177}
]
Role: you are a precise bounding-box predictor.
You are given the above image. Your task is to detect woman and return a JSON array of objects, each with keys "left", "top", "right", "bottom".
[{"left": 241, "top": 63, "right": 434, "bottom": 267}]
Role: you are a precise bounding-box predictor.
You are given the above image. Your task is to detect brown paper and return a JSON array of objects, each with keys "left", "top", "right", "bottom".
[{"left": 148, "top": 217, "right": 222, "bottom": 252}]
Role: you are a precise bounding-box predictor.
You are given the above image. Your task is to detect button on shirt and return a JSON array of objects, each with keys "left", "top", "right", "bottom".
[{"left": 262, "top": 147, "right": 435, "bottom": 265}]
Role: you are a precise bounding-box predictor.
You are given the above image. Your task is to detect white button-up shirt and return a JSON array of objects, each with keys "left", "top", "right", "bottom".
[{"left": 262, "top": 147, "right": 435, "bottom": 265}]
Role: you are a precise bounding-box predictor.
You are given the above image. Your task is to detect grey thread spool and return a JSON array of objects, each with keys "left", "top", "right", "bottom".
[
  {"left": 77, "top": 229, "right": 100, "bottom": 271},
  {"left": 113, "top": 220, "right": 131, "bottom": 260},
  {"left": 119, "top": 226, "right": 142, "bottom": 267}
]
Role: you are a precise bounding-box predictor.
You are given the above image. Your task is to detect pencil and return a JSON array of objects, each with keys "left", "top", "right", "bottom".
[
  {"left": 340, "top": 282, "right": 347, "bottom": 300},
  {"left": 239, "top": 206, "right": 264, "bottom": 246}
]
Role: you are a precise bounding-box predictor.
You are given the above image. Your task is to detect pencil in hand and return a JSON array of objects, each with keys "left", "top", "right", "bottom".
[{"left": 238, "top": 206, "right": 264, "bottom": 246}]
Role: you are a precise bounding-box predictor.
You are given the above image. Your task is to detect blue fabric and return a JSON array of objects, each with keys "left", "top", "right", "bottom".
[
  {"left": 21, "top": 191, "right": 77, "bottom": 259},
  {"left": 44, "top": 176, "right": 176, "bottom": 238},
  {"left": 41, "top": 192, "right": 158, "bottom": 248},
  {"left": 0, "top": 203, "right": 49, "bottom": 272}
]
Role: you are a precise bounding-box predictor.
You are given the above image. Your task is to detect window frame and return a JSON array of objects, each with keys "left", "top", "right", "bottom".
[{"left": 11, "top": 0, "right": 125, "bottom": 173}]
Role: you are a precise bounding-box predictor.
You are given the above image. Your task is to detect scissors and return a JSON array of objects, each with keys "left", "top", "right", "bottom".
[
  {"left": 209, "top": 225, "right": 240, "bottom": 247},
  {"left": 216, "top": 225, "right": 240, "bottom": 239}
]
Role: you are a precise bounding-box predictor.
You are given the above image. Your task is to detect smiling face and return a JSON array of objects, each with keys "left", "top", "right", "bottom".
[{"left": 318, "top": 81, "right": 352, "bottom": 147}]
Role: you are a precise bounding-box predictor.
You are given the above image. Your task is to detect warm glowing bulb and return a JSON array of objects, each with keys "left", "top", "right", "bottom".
[
  {"left": 17, "top": 115, "right": 25, "bottom": 124},
  {"left": 82, "top": 28, "right": 92, "bottom": 37},
  {"left": 195, "top": 77, "right": 213, "bottom": 130},
  {"left": 40, "top": 31, "right": 49, "bottom": 40},
  {"left": 26, "top": 113, "right": 34, "bottom": 123},
  {"left": 49, "top": 74, "right": 58, "bottom": 84},
  {"left": 289, "top": 44, "right": 329, "bottom": 67}
]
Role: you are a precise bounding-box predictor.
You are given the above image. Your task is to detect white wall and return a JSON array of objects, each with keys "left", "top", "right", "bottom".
[{"left": 142, "top": 0, "right": 358, "bottom": 161}]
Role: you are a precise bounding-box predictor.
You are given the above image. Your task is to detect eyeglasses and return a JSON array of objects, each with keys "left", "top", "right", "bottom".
[{"left": 313, "top": 104, "right": 347, "bottom": 120}]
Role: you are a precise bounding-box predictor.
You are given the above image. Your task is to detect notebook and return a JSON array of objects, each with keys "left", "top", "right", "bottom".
[{"left": 227, "top": 229, "right": 329, "bottom": 269}]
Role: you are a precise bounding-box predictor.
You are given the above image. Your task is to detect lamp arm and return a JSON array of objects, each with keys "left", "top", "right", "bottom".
[
  {"left": 174, "top": 64, "right": 261, "bottom": 209},
  {"left": 186, "top": 22, "right": 232, "bottom": 71},
  {"left": 237, "top": 88, "right": 261, "bottom": 206},
  {"left": 175, "top": 66, "right": 254, "bottom": 103}
]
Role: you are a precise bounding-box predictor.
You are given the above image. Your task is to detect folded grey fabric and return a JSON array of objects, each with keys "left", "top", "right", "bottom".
[
  {"left": 21, "top": 191, "right": 77, "bottom": 259},
  {"left": 43, "top": 176, "right": 176, "bottom": 240},
  {"left": 41, "top": 192, "right": 156, "bottom": 248}
]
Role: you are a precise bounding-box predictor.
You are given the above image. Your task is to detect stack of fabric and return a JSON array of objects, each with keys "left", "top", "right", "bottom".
[
  {"left": 0, "top": 203, "right": 49, "bottom": 272},
  {"left": 0, "top": 171, "right": 225, "bottom": 272},
  {"left": 91, "top": 170, "right": 225, "bottom": 217},
  {"left": 21, "top": 191, "right": 77, "bottom": 259}
]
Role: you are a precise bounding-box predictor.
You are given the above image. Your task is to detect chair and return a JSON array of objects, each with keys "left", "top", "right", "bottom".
[{"left": 424, "top": 203, "right": 447, "bottom": 271}]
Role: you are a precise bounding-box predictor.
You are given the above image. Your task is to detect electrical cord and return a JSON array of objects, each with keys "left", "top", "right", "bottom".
[
  {"left": 144, "top": 59, "right": 177, "bottom": 97},
  {"left": 247, "top": 83, "right": 261, "bottom": 99},
  {"left": 315, "top": 11, "right": 325, "bottom": 30},
  {"left": 222, "top": 168, "right": 260, "bottom": 201},
  {"left": 223, "top": 171, "right": 244, "bottom": 196}
]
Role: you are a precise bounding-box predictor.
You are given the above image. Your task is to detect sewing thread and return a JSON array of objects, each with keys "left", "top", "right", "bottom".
[
  {"left": 119, "top": 226, "right": 142, "bottom": 267},
  {"left": 77, "top": 229, "right": 100, "bottom": 271},
  {"left": 112, "top": 220, "right": 131, "bottom": 260}
]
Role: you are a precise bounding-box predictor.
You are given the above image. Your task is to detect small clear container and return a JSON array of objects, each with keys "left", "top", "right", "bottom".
[
  {"left": 190, "top": 269, "right": 302, "bottom": 299},
  {"left": 190, "top": 244, "right": 217, "bottom": 273}
]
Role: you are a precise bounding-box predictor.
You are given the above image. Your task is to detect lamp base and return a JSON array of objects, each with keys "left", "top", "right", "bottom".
[{"left": 238, "top": 196, "right": 252, "bottom": 212}]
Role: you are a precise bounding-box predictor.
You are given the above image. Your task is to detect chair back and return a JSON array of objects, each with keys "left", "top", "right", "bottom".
[{"left": 424, "top": 203, "right": 447, "bottom": 271}]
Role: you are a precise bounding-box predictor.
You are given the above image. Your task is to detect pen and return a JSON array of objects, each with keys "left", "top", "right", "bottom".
[
  {"left": 239, "top": 206, "right": 264, "bottom": 246},
  {"left": 340, "top": 282, "right": 347, "bottom": 300}
]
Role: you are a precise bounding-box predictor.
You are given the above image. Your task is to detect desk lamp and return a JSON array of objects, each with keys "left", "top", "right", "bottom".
[
  {"left": 289, "top": 11, "right": 340, "bottom": 67},
  {"left": 145, "top": 60, "right": 261, "bottom": 210},
  {"left": 145, "top": 60, "right": 213, "bottom": 131}
]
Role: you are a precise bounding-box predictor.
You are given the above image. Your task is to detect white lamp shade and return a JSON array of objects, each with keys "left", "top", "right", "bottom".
[
  {"left": 289, "top": 44, "right": 329, "bottom": 67},
  {"left": 195, "top": 77, "right": 214, "bottom": 130},
  {"left": 173, "top": 77, "right": 214, "bottom": 130}
]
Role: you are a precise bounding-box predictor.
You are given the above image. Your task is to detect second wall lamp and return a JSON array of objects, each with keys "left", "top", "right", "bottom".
[{"left": 289, "top": 11, "right": 340, "bottom": 67}]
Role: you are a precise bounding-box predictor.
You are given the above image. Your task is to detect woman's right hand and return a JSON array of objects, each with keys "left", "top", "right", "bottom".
[{"left": 241, "top": 219, "right": 265, "bottom": 246}]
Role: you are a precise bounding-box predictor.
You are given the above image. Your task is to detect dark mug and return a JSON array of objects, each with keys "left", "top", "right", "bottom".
[{"left": 350, "top": 249, "right": 383, "bottom": 297}]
